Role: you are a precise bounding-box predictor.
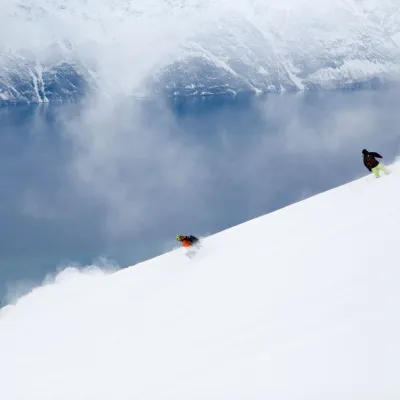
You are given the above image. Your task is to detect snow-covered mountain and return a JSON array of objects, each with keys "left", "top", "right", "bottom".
[
  {"left": 0, "top": 158, "right": 399, "bottom": 399},
  {"left": 1, "top": 0, "right": 400, "bottom": 103}
]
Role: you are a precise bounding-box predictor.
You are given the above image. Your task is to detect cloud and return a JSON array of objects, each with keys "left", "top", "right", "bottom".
[{"left": 61, "top": 97, "right": 212, "bottom": 239}]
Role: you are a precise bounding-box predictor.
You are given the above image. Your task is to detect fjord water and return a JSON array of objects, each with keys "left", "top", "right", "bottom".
[{"left": 0, "top": 89, "right": 399, "bottom": 300}]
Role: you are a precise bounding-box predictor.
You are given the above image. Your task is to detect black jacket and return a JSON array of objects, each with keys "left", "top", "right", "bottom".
[{"left": 363, "top": 152, "right": 382, "bottom": 171}]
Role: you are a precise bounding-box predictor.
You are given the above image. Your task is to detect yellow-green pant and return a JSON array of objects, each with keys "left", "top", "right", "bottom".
[{"left": 372, "top": 163, "right": 390, "bottom": 178}]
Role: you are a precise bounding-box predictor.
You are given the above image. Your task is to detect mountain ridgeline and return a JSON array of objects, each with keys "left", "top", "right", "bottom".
[{"left": 1, "top": 0, "right": 400, "bottom": 104}]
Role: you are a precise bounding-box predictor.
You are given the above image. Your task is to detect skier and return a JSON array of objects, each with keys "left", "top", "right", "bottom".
[
  {"left": 176, "top": 234, "right": 200, "bottom": 247},
  {"left": 176, "top": 234, "right": 202, "bottom": 258},
  {"left": 362, "top": 149, "right": 390, "bottom": 178}
]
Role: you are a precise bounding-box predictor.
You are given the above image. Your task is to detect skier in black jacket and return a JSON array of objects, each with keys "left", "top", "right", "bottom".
[{"left": 362, "top": 149, "right": 390, "bottom": 178}]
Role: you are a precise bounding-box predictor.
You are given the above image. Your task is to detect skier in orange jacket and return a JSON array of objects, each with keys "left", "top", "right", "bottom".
[{"left": 176, "top": 234, "right": 200, "bottom": 248}]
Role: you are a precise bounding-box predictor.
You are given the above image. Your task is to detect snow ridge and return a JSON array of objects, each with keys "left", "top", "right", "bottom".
[{"left": 0, "top": 160, "right": 399, "bottom": 399}]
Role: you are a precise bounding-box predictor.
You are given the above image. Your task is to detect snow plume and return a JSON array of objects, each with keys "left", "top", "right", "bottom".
[{"left": 3, "top": 258, "right": 119, "bottom": 307}]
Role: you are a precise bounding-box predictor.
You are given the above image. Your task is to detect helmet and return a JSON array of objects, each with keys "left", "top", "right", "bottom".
[
  {"left": 176, "top": 234, "right": 182, "bottom": 240},
  {"left": 362, "top": 149, "right": 368, "bottom": 155}
]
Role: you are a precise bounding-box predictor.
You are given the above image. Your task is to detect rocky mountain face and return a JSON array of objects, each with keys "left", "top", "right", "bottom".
[{"left": 0, "top": 0, "right": 399, "bottom": 103}]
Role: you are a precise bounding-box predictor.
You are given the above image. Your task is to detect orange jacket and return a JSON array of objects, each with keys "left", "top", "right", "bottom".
[{"left": 180, "top": 236, "right": 193, "bottom": 247}]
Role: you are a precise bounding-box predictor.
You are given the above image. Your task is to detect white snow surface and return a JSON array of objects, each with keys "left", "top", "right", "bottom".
[{"left": 1, "top": 160, "right": 400, "bottom": 399}]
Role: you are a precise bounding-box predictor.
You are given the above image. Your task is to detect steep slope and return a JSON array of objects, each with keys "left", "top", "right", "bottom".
[{"left": 0, "top": 162, "right": 399, "bottom": 399}]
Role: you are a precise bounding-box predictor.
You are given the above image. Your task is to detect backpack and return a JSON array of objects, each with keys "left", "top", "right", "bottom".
[{"left": 364, "top": 153, "right": 375, "bottom": 167}]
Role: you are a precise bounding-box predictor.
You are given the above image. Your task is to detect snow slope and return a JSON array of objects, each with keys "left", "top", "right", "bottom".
[
  {"left": 0, "top": 161, "right": 400, "bottom": 399},
  {"left": 1, "top": 0, "right": 400, "bottom": 103}
]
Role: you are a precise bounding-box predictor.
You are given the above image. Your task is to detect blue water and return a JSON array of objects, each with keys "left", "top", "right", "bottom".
[{"left": 1, "top": 89, "right": 400, "bottom": 300}]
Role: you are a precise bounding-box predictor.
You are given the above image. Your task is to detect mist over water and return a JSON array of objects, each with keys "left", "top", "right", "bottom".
[{"left": 1, "top": 88, "right": 400, "bottom": 301}]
